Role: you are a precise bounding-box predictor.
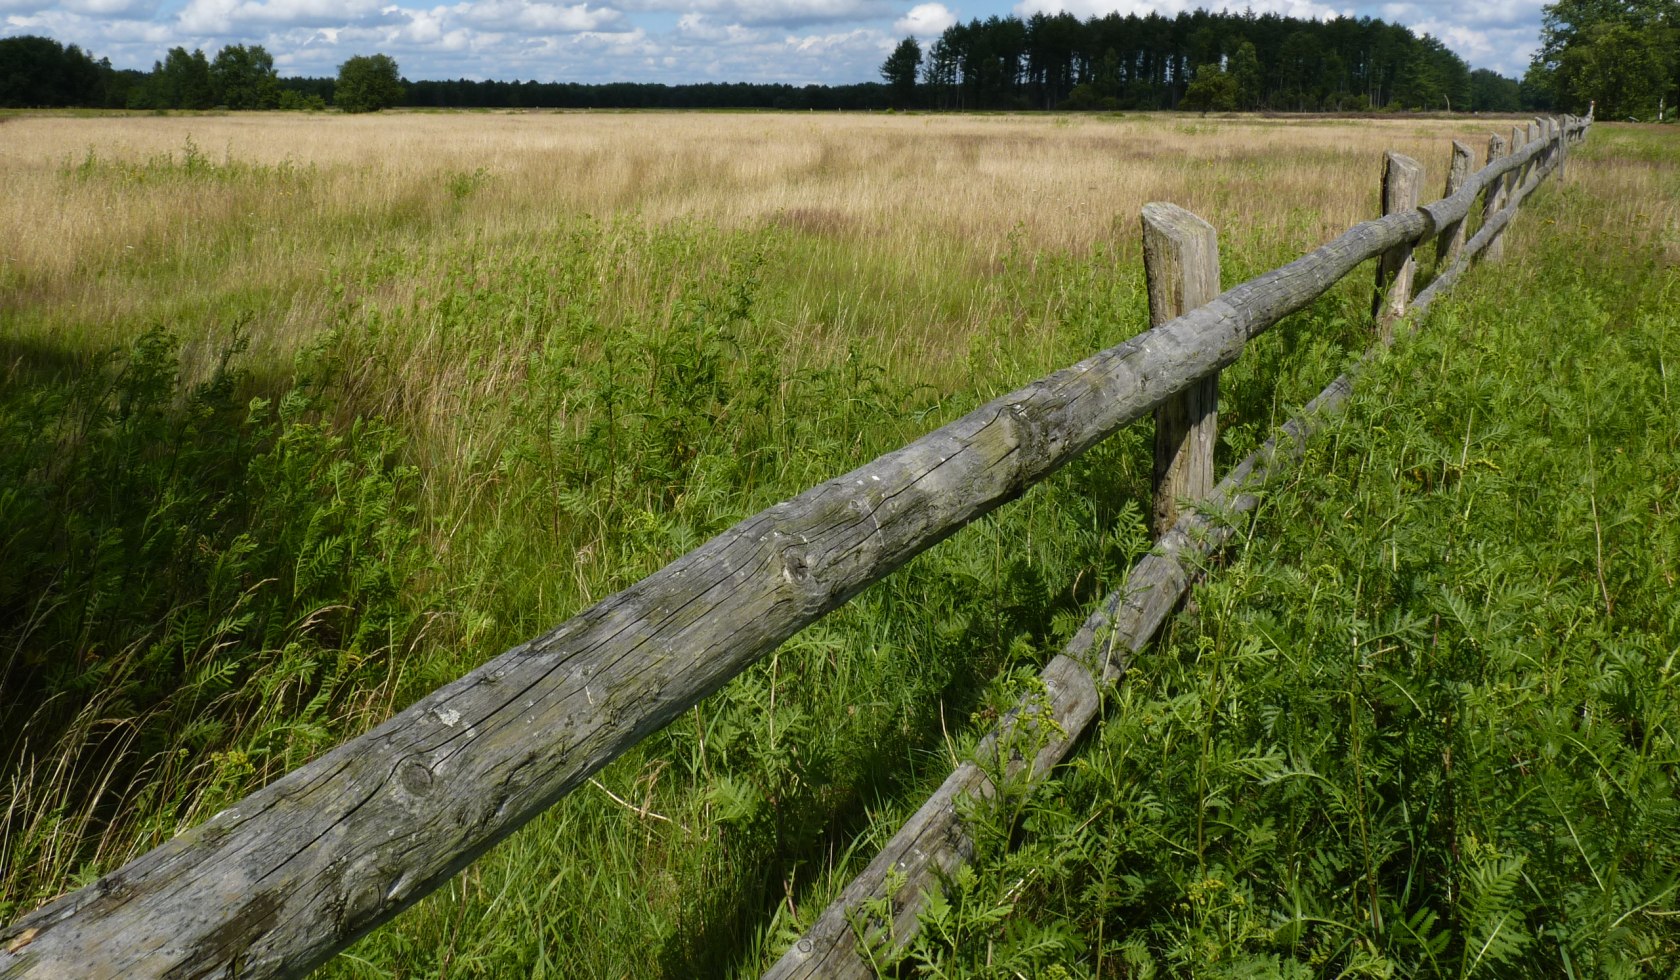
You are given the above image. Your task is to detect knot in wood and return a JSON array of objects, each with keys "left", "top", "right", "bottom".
[
  {"left": 399, "top": 759, "right": 434, "bottom": 796},
  {"left": 780, "top": 549, "right": 810, "bottom": 585}
]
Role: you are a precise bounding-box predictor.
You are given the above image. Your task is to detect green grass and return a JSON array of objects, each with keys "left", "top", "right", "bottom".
[
  {"left": 876, "top": 128, "right": 1680, "bottom": 977},
  {"left": 2, "top": 123, "right": 1670, "bottom": 978}
]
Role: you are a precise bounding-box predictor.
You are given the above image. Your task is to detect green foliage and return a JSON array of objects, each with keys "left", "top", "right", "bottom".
[
  {"left": 906, "top": 141, "right": 1680, "bottom": 976},
  {"left": 151, "top": 46, "right": 214, "bottom": 110},
  {"left": 881, "top": 37, "right": 921, "bottom": 109},
  {"left": 210, "top": 43, "right": 279, "bottom": 109},
  {"left": 1393, "top": 33, "right": 1473, "bottom": 111},
  {"left": 335, "top": 53, "right": 403, "bottom": 113},
  {"left": 277, "top": 89, "right": 327, "bottom": 111},
  {"left": 1469, "top": 68, "right": 1522, "bottom": 112},
  {"left": 1532, "top": 0, "right": 1680, "bottom": 117},
  {"left": 1182, "top": 62, "right": 1238, "bottom": 114},
  {"left": 0, "top": 328, "right": 435, "bottom": 920},
  {"left": 61, "top": 137, "right": 316, "bottom": 188},
  {"left": 0, "top": 35, "right": 107, "bottom": 108},
  {"left": 1229, "top": 40, "right": 1262, "bottom": 111},
  {"left": 7, "top": 121, "right": 1672, "bottom": 980}
]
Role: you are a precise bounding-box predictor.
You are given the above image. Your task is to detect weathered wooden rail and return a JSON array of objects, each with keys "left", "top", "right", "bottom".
[
  {"left": 0, "top": 113, "right": 1589, "bottom": 979},
  {"left": 768, "top": 111, "right": 1589, "bottom": 978}
]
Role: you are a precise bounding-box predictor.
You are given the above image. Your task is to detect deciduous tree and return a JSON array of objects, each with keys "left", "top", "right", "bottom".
[
  {"left": 1532, "top": 0, "right": 1679, "bottom": 117},
  {"left": 335, "top": 54, "right": 404, "bottom": 113},
  {"left": 1181, "top": 62, "right": 1237, "bottom": 113},
  {"left": 211, "top": 44, "right": 279, "bottom": 109},
  {"left": 156, "top": 47, "right": 213, "bottom": 110}
]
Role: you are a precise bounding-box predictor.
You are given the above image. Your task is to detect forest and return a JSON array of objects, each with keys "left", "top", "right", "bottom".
[
  {"left": 6, "top": 2, "right": 1677, "bottom": 115},
  {"left": 4, "top": 9, "right": 1524, "bottom": 113}
]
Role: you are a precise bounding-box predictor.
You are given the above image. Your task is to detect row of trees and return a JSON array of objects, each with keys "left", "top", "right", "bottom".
[
  {"left": 881, "top": 10, "right": 1497, "bottom": 112},
  {"left": 402, "top": 78, "right": 891, "bottom": 109},
  {"left": 0, "top": 37, "right": 403, "bottom": 112},
  {"left": 0, "top": 35, "right": 894, "bottom": 111},
  {"left": 22, "top": 4, "right": 1674, "bottom": 119},
  {"left": 1526, "top": 0, "right": 1679, "bottom": 119},
  {"left": 0, "top": 35, "right": 132, "bottom": 108}
]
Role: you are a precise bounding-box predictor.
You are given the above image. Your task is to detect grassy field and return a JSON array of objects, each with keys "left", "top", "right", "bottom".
[
  {"left": 857, "top": 125, "right": 1680, "bottom": 978},
  {"left": 1, "top": 111, "right": 1673, "bottom": 976}
]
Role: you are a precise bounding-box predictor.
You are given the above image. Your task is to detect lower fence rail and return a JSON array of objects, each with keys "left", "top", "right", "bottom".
[
  {"left": 0, "top": 112, "right": 1589, "bottom": 980},
  {"left": 766, "top": 112, "right": 1588, "bottom": 977}
]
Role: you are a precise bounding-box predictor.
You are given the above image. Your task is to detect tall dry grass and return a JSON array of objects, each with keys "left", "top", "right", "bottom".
[
  {"left": 3, "top": 112, "right": 1526, "bottom": 367},
  {"left": 2, "top": 111, "right": 1658, "bottom": 975}
]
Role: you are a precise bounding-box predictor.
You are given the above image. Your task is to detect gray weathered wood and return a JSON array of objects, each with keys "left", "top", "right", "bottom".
[
  {"left": 1373, "top": 152, "right": 1423, "bottom": 343},
  {"left": 1143, "top": 203, "right": 1221, "bottom": 538},
  {"left": 0, "top": 123, "right": 1566, "bottom": 980},
  {"left": 1416, "top": 121, "right": 1565, "bottom": 316},
  {"left": 1513, "top": 125, "right": 1532, "bottom": 192},
  {"left": 1481, "top": 134, "right": 1511, "bottom": 263},
  {"left": 1435, "top": 141, "right": 1475, "bottom": 269},
  {"left": 765, "top": 122, "right": 1585, "bottom": 980},
  {"left": 765, "top": 348, "right": 1364, "bottom": 980},
  {"left": 1557, "top": 116, "right": 1568, "bottom": 180},
  {"left": 765, "top": 126, "right": 1586, "bottom": 980}
]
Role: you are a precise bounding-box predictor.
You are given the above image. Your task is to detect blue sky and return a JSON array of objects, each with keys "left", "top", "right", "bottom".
[{"left": 2, "top": 0, "right": 1545, "bottom": 86}]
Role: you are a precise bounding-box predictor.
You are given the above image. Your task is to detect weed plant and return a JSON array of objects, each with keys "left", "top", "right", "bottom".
[
  {"left": 1, "top": 116, "right": 1667, "bottom": 976},
  {"left": 884, "top": 127, "right": 1680, "bottom": 977}
]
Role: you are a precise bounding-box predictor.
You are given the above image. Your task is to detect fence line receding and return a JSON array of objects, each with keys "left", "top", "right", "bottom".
[{"left": 0, "top": 112, "right": 1590, "bottom": 980}]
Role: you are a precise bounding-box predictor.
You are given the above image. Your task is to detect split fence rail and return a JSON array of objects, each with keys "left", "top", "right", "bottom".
[{"left": 0, "top": 111, "right": 1590, "bottom": 979}]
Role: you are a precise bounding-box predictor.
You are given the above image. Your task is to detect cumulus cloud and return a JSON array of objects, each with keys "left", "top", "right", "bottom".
[
  {"left": 58, "top": 0, "right": 157, "bottom": 16},
  {"left": 621, "top": 0, "right": 892, "bottom": 26},
  {"left": 1014, "top": 0, "right": 1346, "bottom": 21},
  {"left": 7, "top": 0, "right": 1549, "bottom": 90},
  {"left": 177, "top": 0, "right": 390, "bottom": 33},
  {"left": 676, "top": 13, "right": 764, "bottom": 43},
  {"left": 893, "top": 1, "right": 952, "bottom": 36},
  {"left": 448, "top": 0, "right": 619, "bottom": 33},
  {"left": 1412, "top": 17, "right": 1540, "bottom": 76}
]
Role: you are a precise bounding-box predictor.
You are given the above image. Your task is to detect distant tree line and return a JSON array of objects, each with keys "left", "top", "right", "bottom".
[
  {"left": 4, "top": 11, "right": 1557, "bottom": 115},
  {"left": 883, "top": 10, "right": 1529, "bottom": 112},
  {"left": 0, "top": 35, "right": 892, "bottom": 110},
  {"left": 0, "top": 35, "right": 138, "bottom": 107},
  {"left": 400, "top": 78, "right": 893, "bottom": 110},
  {"left": 0, "top": 37, "right": 406, "bottom": 110}
]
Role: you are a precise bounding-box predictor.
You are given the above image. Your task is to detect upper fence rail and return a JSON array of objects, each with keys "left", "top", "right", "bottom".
[
  {"left": 0, "top": 112, "right": 1590, "bottom": 980},
  {"left": 769, "top": 111, "right": 1589, "bottom": 977}
]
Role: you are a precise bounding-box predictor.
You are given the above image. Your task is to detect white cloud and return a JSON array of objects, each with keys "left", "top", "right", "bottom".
[
  {"left": 622, "top": 0, "right": 892, "bottom": 26},
  {"left": 1014, "top": 0, "right": 1346, "bottom": 21},
  {"left": 5, "top": 0, "right": 1551, "bottom": 90},
  {"left": 177, "top": 0, "right": 391, "bottom": 33},
  {"left": 448, "top": 0, "right": 619, "bottom": 33},
  {"left": 57, "top": 0, "right": 156, "bottom": 16},
  {"left": 676, "top": 13, "right": 764, "bottom": 43},
  {"left": 893, "top": 1, "right": 951, "bottom": 36},
  {"left": 1413, "top": 18, "right": 1539, "bottom": 76}
]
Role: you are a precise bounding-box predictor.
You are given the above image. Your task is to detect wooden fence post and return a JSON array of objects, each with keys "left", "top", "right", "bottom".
[
  {"left": 1372, "top": 151, "right": 1422, "bottom": 344},
  {"left": 1512, "top": 125, "right": 1531, "bottom": 188},
  {"left": 1142, "top": 202, "right": 1220, "bottom": 538},
  {"left": 1436, "top": 140, "right": 1475, "bottom": 269},
  {"left": 1482, "top": 133, "right": 1510, "bottom": 263},
  {"left": 1557, "top": 116, "right": 1568, "bottom": 180}
]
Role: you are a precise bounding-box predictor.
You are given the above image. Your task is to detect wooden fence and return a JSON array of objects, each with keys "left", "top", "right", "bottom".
[{"left": 0, "top": 112, "right": 1590, "bottom": 979}]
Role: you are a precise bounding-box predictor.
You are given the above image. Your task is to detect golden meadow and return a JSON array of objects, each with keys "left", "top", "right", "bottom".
[{"left": 2, "top": 111, "right": 1675, "bottom": 975}]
